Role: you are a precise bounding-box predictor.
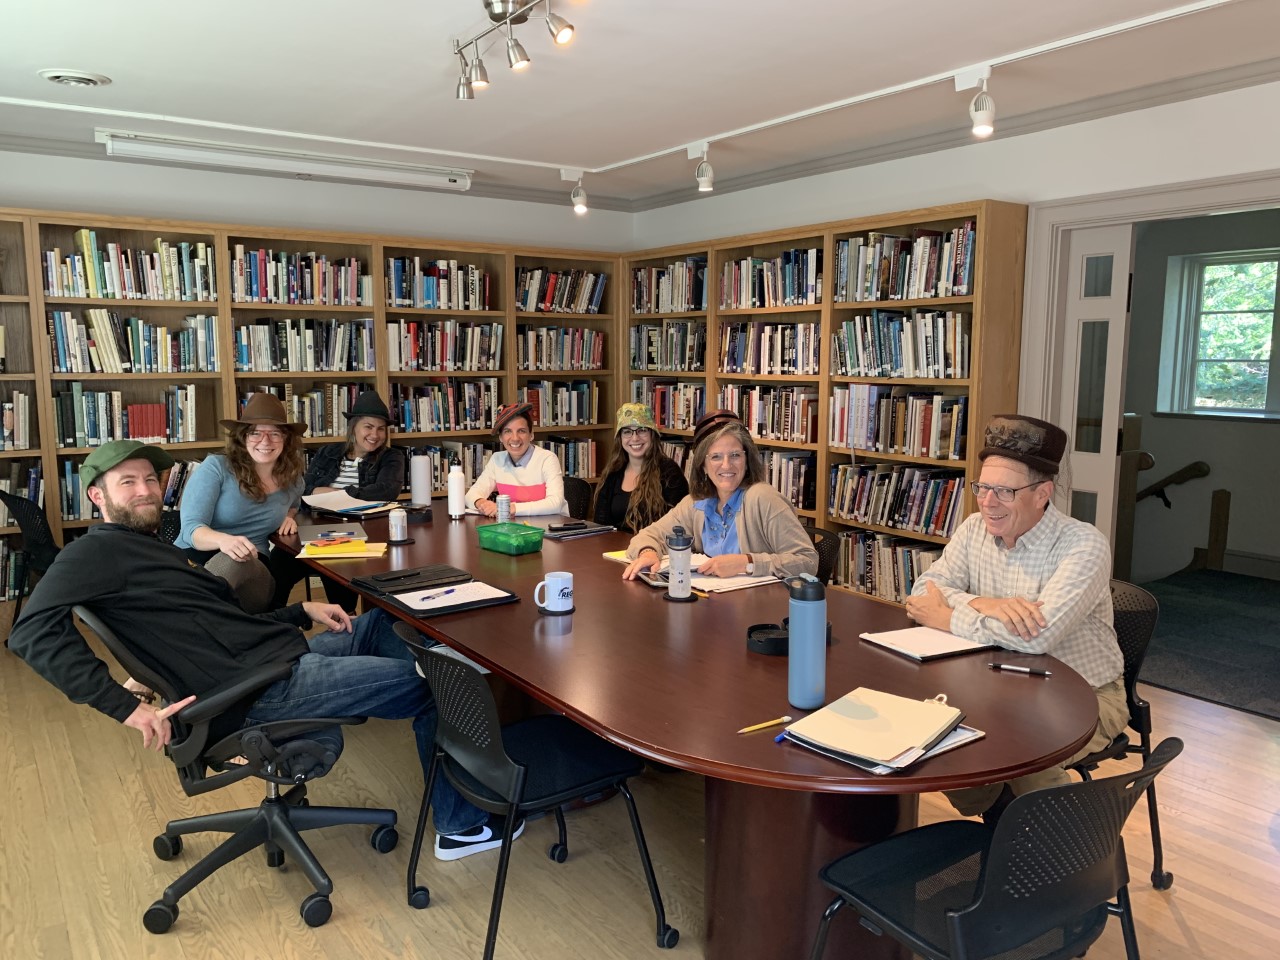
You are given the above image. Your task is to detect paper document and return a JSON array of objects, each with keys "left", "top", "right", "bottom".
[
  {"left": 303, "top": 491, "right": 396, "bottom": 515},
  {"left": 792, "top": 723, "right": 985, "bottom": 775},
  {"left": 784, "top": 687, "right": 965, "bottom": 770},
  {"left": 395, "top": 580, "right": 512, "bottom": 613},
  {"left": 860, "top": 626, "right": 986, "bottom": 662},
  {"left": 298, "top": 542, "right": 387, "bottom": 560}
]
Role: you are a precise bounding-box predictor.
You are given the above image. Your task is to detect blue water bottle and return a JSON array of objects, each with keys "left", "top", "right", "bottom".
[{"left": 786, "top": 573, "right": 827, "bottom": 710}]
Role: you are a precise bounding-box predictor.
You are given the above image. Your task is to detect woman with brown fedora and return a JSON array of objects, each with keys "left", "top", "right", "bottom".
[{"left": 176, "top": 392, "right": 307, "bottom": 609}]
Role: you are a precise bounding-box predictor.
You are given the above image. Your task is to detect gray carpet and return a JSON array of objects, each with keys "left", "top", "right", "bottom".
[{"left": 1138, "top": 569, "right": 1280, "bottom": 720}]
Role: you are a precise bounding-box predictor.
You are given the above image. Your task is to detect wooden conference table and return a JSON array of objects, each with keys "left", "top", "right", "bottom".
[{"left": 294, "top": 514, "right": 1098, "bottom": 960}]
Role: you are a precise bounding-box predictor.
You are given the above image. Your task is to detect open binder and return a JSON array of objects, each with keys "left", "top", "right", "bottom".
[{"left": 783, "top": 687, "right": 966, "bottom": 772}]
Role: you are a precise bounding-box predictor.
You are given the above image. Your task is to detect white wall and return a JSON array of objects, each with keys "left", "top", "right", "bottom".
[
  {"left": 631, "top": 80, "right": 1280, "bottom": 250},
  {"left": 0, "top": 151, "right": 630, "bottom": 251},
  {"left": 1126, "top": 210, "right": 1280, "bottom": 583}
]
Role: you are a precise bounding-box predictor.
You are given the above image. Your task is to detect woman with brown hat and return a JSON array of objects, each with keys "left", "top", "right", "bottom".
[
  {"left": 176, "top": 392, "right": 307, "bottom": 609},
  {"left": 464, "top": 402, "right": 568, "bottom": 517},
  {"left": 303, "top": 391, "right": 405, "bottom": 502},
  {"left": 591, "top": 402, "right": 688, "bottom": 533}
]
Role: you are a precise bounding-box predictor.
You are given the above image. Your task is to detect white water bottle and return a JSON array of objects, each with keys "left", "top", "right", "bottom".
[
  {"left": 665, "top": 525, "right": 694, "bottom": 601},
  {"left": 447, "top": 464, "right": 465, "bottom": 520}
]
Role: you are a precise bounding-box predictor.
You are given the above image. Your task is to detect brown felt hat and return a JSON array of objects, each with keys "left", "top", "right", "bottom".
[
  {"left": 979, "top": 414, "right": 1068, "bottom": 475},
  {"left": 691, "top": 409, "right": 741, "bottom": 449},
  {"left": 219, "top": 393, "right": 307, "bottom": 435}
]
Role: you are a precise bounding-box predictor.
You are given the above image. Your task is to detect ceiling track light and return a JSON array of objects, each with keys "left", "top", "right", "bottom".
[
  {"left": 570, "top": 179, "right": 588, "bottom": 215},
  {"left": 969, "top": 78, "right": 995, "bottom": 139},
  {"left": 453, "top": 0, "right": 574, "bottom": 98},
  {"left": 695, "top": 147, "right": 714, "bottom": 193}
]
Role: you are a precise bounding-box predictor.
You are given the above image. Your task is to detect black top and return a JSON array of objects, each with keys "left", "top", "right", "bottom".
[
  {"left": 8, "top": 524, "right": 311, "bottom": 725},
  {"left": 303, "top": 442, "right": 406, "bottom": 502},
  {"left": 593, "top": 457, "right": 689, "bottom": 533}
]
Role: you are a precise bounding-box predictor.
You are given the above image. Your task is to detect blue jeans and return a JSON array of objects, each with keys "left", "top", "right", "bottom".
[{"left": 243, "top": 608, "right": 485, "bottom": 836}]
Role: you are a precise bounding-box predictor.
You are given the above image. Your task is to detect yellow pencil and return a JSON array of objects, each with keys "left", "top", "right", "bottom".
[
  {"left": 736, "top": 715, "right": 792, "bottom": 735},
  {"left": 691, "top": 587, "right": 711, "bottom": 599}
]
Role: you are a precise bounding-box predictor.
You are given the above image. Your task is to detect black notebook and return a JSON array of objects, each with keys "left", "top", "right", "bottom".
[{"left": 350, "top": 563, "right": 471, "bottom": 596}]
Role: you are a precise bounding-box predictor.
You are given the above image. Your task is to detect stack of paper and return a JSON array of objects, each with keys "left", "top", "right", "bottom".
[
  {"left": 859, "top": 626, "right": 985, "bottom": 661},
  {"left": 303, "top": 491, "right": 397, "bottom": 516},
  {"left": 298, "top": 539, "right": 388, "bottom": 560},
  {"left": 602, "top": 549, "right": 780, "bottom": 593}
]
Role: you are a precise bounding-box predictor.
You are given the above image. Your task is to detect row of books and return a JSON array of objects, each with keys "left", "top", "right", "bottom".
[
  {"left": 387, "top": 318, "right": 503, "bottom": 373},
  {"left": 514, "top": 267, "right": 609, "bottom": 315},
  {"left": 2, "top": 391, "right": 33, "bottom": 450},
  {"left": 659, "top": 440, "right": 690, "bottom": 471},
  {"left": 761, "top": 450, "right": 816, "bottom": 511},
  {"left": 52, "top": 384, "right": 202, "bottom": 448},
  {"left": 515, "top": 324, "right": 607, "bottom": 372},
  {"left": 404, "top": 444, "right": 489, "bottom": 492},
  {"left": 48, "top": 310, "right": 219, "bottom": 374},
  {"left": 0, "top": 541, "right": 31, "bottom": 601},
  {"left": 719, "top": 247, "right": 823, "bottom": 309},
  {"left": 832, "top": 530, "right": 942, "bottom": 603},
  {"left": 0, "top": 462, "right": 43, "bottom": 524},
  {"left": 832, "top": 223, "right": 976, "bottom": 303},
  {"left": 831, "top": 310, "right": 971, "bottom": 379},
  {"left": 162, "top": 459, "right": 200, "bottom": 508},
  {"left": 43, "top": 233, "right": 218, "bottom": 301},
  {"left": 230, "top": 246, "right": 372, "bottom": 306},
  {"left": 629, "top": 256, "right": 708, "bottom": 314},
  {"left": 631, "top": 378, "right": 706, "bottom": 432},
  {"left": 828, "top": 463, "right": 966, "bottom": 537},
  {"left": 238, "top": 384, "right": 364, "bottom": 438},
  {"left": 385, "top": 257, "right": 493, "bottom": 310},
  {"left": 629, "top": 321, "right": 707, "bottom": 373},
  {"left": 390, "top": 379, "right": 499, "bottom": 433},
  {"left": 718, "top": 384, "right": 819, "bottom": 444},
  {"left": 830, "top": 386, "right": 968, "bottom": 460},
  {"left": 517, "top": 379, "right": 601, "bottom": 428},
  {"left": 541, "top": 436, "right": 599, "bottom": 480},
  {"left": 232, "top": 317, "right": 374, "bottom": 373},
  {"left": 720, "top": 321, "right": 821, "bottom": 376}
]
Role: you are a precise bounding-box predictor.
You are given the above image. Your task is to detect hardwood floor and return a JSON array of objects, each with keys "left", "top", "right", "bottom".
[{"left": 2, "top": 622, "right": 1276, "bottom": 959}]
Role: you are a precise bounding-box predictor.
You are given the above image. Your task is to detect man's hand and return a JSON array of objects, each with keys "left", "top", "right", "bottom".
[
  {"left": 124, "top": 694, "right": 197, "bottom": 751},
  {"left": 304, "top": 602, "right": 353, "bottom": 633},
  {"left": 696, "top": 553, "right": 750, "bottom": 578},
  {"left": 218, "top": 534, "right": 258, "bottom": 563},
  {"left": 969, "top": 595, "right": 1047, "bottom": 639},
  {"left": 904, "top": 581, "right": 954, "bottom": 631},
  {"left": 623, "top": 548, "right": 660, "bottom": 581},
  {"left": 277, "top": 514, "right": 298, "bottom": 537}
]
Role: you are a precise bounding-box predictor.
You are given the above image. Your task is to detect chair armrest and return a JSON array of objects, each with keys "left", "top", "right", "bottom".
[{"left": 177, "top": 662, "right": 295, "bottom": 725}]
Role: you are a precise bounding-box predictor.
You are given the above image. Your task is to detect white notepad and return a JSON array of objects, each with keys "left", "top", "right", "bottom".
[
  {"left": 859, "top": 626, "right": 985, "bottom": 661},
  {"left": 395, "top": 581, "right": 512, "bottom": 613}
]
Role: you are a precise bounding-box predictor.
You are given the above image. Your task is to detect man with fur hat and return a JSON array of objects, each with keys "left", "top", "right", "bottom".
[{"left": 905, "top": 414, "right": 1126, "bottom": 820}]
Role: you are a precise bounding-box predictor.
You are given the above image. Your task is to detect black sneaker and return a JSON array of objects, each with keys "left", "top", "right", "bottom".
[{"left": 434, "top": 814, "right": 525, "bottom": 862}]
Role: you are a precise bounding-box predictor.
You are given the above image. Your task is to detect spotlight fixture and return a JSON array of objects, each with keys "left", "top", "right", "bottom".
[
  {"left": 456, "top": 73, "right": 474, "bottom": 100},
  {"left": 454, "top": 1, "right": 576, "bottom": 97},
  {"left": 570, "top": 179, "right": 588, "bottom": 215},
  {"left": 969, "top": 78, "right": 995, "bottom": 138},
  {"left": 695, "top": 149, "right": 714, "bottom": 192}
]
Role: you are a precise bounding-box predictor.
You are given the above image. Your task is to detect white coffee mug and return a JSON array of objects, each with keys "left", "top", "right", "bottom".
[{"left": 534, "top": 570, "right": 574, "bottom": 615}]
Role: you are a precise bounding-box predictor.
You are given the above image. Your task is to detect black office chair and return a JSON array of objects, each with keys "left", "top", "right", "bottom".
[
  {"left": 156, "top": 509, "right": 182, "bottom": 545},
  {"left": 0, "top": 487, "right": 61, "bottom": 627},
  {"left": 810, "top": 737, "right": 1183, "bottom": 960},
  {"left": 806, "top": 526, "right": 841, "bottom": 585},
  {"left": 1068, "top": 579, "right": 1173, "bottom": 889},
  {"left": 396, "top": 625, "right": 678, "bottom": 959},
  {"left": 562, "top": 475, "right": 593, "bottom": 520},
  {"left": 72, "top": 605, "right": 398, "bottom": 933}
]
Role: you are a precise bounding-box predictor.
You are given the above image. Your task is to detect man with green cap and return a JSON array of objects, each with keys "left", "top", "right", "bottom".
[{"left": 8, "top": 440, "right": 523, "bottom": 861}]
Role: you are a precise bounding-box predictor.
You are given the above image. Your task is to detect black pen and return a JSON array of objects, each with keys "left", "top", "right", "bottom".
[{"left": 988, "top": 662, "right": 1052, "bottom": 677}]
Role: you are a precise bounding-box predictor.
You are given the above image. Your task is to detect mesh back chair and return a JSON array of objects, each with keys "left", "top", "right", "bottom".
[
  {"left": 0, "top": 487, "right": 61, "bottom": 626},
  {"left": 156, "top": 509, "right": 182, "bottom": 545},
  {"left": 810, "top": 738, "right": 1183, "bottom": 960},
  {"left": 1069, "top": 579, "right": 1172, "bottom": 888},
  {"left": 396, "top": 624, "right": 678, "bottom": 959},
  {"left": 806, "top": 527, "right": 841, "bottom": 585},
  {"left": 72, "top": 605, "right": 398, "bottom": 933},
  {"left": 562, "top": 475, "right": 593, "bottom": 520}
]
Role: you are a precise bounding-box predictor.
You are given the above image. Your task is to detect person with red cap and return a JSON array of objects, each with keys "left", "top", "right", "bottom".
[
  {"left": 905, "top": 413, "right": 1126, "bottom": 822},
  {"left": 464, "top": 402, "right": 568, "bottom": 517}
]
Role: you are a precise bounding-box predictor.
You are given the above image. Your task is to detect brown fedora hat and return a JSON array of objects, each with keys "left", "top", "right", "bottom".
[{"left": 219, "top": 393, "right": 307, "bottom": 435}]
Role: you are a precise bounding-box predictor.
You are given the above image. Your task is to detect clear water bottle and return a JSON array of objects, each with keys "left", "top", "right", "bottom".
[
  {"left": 496, "top": 494, "right": 511, "bottom": 524},
  {"left": 786, "top": 573, "right": 826, "bottom": 710},
  {"left": 447, "top": 463, "right": 465, "bottom": 520},
  {"left": 665, "top": 525, "right": 694, "bottom": 601}
]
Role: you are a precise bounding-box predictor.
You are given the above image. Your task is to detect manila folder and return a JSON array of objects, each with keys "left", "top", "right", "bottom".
[{"left": 784, "top": 687, "right": 964, "bottom": 769}]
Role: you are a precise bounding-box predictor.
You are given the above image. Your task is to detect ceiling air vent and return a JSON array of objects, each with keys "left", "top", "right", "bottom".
[{"left": 38, "top": 69, "right": 112, "bottom": 88}]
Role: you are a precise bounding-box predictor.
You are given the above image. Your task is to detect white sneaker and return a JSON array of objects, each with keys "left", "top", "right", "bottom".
[{"left": 434, "top": 814, "right": 526, "bottom": 861}]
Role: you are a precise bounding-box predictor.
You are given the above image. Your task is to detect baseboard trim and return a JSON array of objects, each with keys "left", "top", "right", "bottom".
[{"left": 1222, "top": 550, "right": 1280, "bottom": 581}]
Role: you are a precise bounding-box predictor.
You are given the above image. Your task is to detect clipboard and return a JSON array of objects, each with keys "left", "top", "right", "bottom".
[{"left": 380, "top": 580, "right": 518, "bottom": 618}]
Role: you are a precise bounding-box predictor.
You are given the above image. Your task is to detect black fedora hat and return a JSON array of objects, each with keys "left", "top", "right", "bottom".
[{"left": 344, "top": 391, "right": 392, "bottom": 423}]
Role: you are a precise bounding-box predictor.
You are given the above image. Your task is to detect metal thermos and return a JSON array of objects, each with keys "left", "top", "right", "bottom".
[
  {"left": 665, "top": 525, "right": 694, "bottom": 600},
  {"left": 787, "top": 573, "right": 827, "bottom": 710},
  {"left": 447, "top": 463, "right": 465, "bottom": 520}
]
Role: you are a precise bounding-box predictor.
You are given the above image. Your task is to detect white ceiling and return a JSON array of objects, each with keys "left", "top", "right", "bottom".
[{"left": 3, "top": 0, "right": 1279, "bottom": 210}]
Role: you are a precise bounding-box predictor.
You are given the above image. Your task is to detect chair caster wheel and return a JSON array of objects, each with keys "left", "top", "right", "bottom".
[
  {"left": 143, "top": 901, "right": 178, "bottom": 934},
  {"left": 266, "top": 848, "right": 285, "bottom": 868},
  {"left": 547, "top": 842, "right": 568, "bottom": 863},
  {"left": 1153, "top": 870, "right": 1174, "bottom": 890},
  {"left": 409, "top": 886, "right": 431, "bottom": 909},
  {"left": 300, "top": 893, "right": 332, "bottom": 927},
  {"left": 657, "top": 925, "right": 680, "bottom": 949},
  {"left": 371, "top": 825, "right": 399, "bottom": 853},
  {"left": 152, "top": 834, "right": 182, "bottom": 861}
]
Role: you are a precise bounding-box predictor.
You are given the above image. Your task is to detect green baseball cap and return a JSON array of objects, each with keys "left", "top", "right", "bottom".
[{"left": 80, "top": 439, "right": 175, "bottom": 488}]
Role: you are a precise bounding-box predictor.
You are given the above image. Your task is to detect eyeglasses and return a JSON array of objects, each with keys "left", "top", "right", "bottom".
[
  {"left": 247, "top": 428, "right": 285, "bottom": 442},
  {"left": 619, "top": 427, "right": 650, "bottom": 438},
  {"left": 706, "top": 452, "right": 745, "bottom": 465},
  {"left": 969, "top": 480, "right": 1044, "bottom": 503}
]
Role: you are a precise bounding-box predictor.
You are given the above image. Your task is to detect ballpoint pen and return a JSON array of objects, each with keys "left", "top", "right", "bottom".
[
  {"left": 988, "top": 662, "right": 1052, "bottom": 677},
  {"left": 737, "top": 715, "right": 792, "bottom": 735},
  {"left": 420, "top": 587, "right": 458, "bottom": 602}
]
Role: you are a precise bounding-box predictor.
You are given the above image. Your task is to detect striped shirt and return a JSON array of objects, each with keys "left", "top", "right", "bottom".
[
  {"left": 912, "top": 503, "right": 1122, "bottom": 687},
  {"left": 333, "top": 457, "right": 361, "bottom": 489}
]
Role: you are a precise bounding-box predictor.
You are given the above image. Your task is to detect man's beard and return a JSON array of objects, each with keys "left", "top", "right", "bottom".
[{"left": 100, "top": 490, "right": 163, "bottom": 534}]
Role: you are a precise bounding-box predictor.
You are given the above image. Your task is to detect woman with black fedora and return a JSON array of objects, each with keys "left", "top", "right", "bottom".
[{"left": 303, "top": 390, "right": 405, "bottom": 502}]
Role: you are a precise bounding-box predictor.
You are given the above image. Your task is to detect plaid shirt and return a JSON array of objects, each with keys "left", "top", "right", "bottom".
[{"left": 913, "top": 503, "right": 1123, "bottom": 687}]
